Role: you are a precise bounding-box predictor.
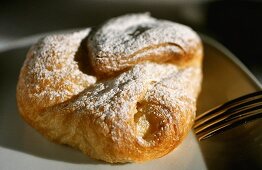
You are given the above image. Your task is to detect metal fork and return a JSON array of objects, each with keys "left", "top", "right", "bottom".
[{"left": 194, "top": 91, "right": 262, "bottom": 141}]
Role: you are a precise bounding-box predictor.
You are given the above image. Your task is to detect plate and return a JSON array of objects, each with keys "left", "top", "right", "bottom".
[
  {"left": 197, "top": 35, "right": 261, "bottom": 169},
  {"left": 0, "top": 33, "right": 261, "bottom": 170}
]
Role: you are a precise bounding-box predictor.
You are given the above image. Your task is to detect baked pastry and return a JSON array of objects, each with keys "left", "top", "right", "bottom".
[{"left": 16, "top": 13, "right": 203, "bottom": 163}]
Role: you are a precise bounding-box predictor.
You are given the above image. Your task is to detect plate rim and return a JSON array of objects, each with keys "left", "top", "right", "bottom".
[{"left": 200, "top": 34, "right": 261, "bottom": 90}]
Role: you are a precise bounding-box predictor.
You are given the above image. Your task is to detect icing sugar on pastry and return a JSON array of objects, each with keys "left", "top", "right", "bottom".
[
  {"left": 88, "top": 13, "right": 201, "bottom": 76},
  {"left": 17, "top": 13, "right": 203, "bottom": 163},
  {"left": 21, "top": 29, "right": 96, "bottom": 109}
]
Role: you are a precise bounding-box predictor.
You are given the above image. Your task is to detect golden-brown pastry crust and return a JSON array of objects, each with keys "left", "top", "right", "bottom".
[
  {"left": 17, "top": 13, "right": 203, "bottom": 163},
  {"left": 88, "top": 13, "right": 202, "bottom": 77}
]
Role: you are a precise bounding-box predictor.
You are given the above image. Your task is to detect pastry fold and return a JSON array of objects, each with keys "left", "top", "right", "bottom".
[{"left": 17, "top": 13, "right": 203, "bottom": 163}]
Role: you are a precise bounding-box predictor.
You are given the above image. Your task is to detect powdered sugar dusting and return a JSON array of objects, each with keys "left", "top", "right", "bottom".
[
  {"left": 23, "top": 29, "right": 96, "bottom": 108},
  {"left": 88, "top": 13, "right": 201, "bottom": 75},
  {"left": 50, "top": 62, "right": 201, "bottom": 145},
  {"left": 17, "top": 13, "right": 202, "bottom": 163}
]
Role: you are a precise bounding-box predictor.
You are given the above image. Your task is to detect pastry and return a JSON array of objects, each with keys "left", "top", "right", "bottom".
[{"left": 17, "top": 13, "right": 203, "bottom": 163}]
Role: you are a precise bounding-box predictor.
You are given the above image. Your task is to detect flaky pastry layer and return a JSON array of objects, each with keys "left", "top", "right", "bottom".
[{"left": 17, "top": 13, "right": 203, "bottom": 163}]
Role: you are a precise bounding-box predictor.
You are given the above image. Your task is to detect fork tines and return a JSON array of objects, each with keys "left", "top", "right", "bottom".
[{"left": 194, "top": 90, "right": 262, "bottom": 140}]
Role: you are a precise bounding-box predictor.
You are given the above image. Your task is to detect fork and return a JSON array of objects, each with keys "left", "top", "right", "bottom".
[{"left": 194, "top": 90, "right": 262, "bottom": 141}]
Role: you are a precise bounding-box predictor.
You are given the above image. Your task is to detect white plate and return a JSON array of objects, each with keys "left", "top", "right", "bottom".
[{"left": 0, "top": 33, "right": 261, "bottom": 170}]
